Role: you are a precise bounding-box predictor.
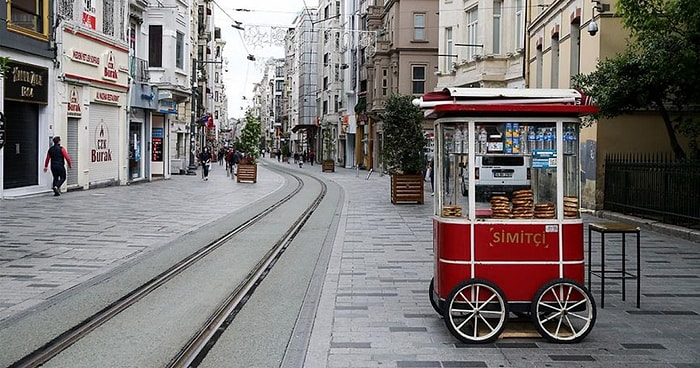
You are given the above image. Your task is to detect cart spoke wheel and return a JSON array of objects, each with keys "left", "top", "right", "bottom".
[
  {"left": 443, "top": 279, "right": 508, "bottom": 344},
  {"left": 429, "top": 278, "right": 442, "bottom": 315},
  {"left": 531, "top": 278, "right": 596, "bottom": 343}
]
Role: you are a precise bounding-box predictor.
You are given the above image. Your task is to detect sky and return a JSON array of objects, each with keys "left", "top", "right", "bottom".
[{"left": 213, "top": 0, "right": 319, "bottom": 120}]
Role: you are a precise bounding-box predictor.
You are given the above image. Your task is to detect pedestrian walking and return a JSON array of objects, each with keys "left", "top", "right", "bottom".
[
  {"left": 199, "top": 147, "right": 212, "bottom": 181},
  {"left": 308, "top": 150, "right": 315, "bottom": 166},
  {"left": 43, "top": 136, "right": 73, "bottom": 196},
  {"left": 232, "top": 149, "right": 242, "bottom": 175}
]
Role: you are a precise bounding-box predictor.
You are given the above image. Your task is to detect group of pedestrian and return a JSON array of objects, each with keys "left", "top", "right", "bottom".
[
  {"left": 224, "top": 147, "right": 243, "bottom": 177},
  {"left": 292, "top": 150, "right": 316, "bottom": 168}
]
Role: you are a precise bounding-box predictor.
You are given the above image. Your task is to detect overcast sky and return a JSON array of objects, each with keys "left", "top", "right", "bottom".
[{"left": 213, "top": 0, "right": 319, "bottom": 120}]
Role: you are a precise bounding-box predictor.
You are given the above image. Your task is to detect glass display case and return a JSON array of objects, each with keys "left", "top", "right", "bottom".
[{"left": 434, "top": 118, "right": 581, "bottom": 221}]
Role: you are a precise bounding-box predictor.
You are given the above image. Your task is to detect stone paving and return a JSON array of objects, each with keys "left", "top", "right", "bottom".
[{"left": 1, "top": 158, "right": 699, "bottom": 367}]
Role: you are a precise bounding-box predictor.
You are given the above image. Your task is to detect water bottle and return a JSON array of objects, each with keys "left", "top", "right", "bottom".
[
  {"left": 535, "top": 128, "right": 545, "bottom": 150},
  {"left": 544, "top": 128, "right": 554, "bottom": 150},
  {"left": 563, "top": 127, "right": 572, "bottom": 154},
  {"left": 568, "top": 127, "right": 578, "bottom": 155},
  {"left": 527, "top": 127, "right": 536, "bottom": 154},
  {"left": 454, "top": 127, "right": 463, "bottom": 154},
  {"left": 478, "top": 126, "right": 488, "bottom": 154}
]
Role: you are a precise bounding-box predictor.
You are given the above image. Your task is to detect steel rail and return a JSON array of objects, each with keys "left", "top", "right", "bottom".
[
  {"left": 167, "top": 167, "right": 328, "bottom": 368},
  {"left": 9, "top": 172, "right": 306, "bottom": 368}
]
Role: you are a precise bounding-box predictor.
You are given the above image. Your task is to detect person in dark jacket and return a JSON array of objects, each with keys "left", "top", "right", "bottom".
[
  {"left": 199, "top": 147, "right": 212, "bottom": 181},
  {"left": 43, "top": 136, "right": 73, "bottom": 196}
]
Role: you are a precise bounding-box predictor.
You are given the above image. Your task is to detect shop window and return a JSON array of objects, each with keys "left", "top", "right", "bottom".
[{"left": 7, "top": 0, "right": 49, "bottom": 39}]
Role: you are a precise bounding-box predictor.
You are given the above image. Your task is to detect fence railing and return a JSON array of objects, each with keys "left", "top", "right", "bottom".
[{"left": 604, "top": 153, "right": 700, "bottom": 229}]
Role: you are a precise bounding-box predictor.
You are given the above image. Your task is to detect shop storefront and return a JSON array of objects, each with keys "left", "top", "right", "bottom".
[{"left": 2, "top": 61, "right": 49, "bottom": 191}]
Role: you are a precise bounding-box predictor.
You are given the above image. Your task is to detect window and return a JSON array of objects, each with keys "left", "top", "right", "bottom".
[
  {"left": 536, "top": 46, "right": 543, "bottom": 88},
  {"left": 413, "top": 13, "right": 426, "bottom": 41},
  {"left": 570, "top": 21, "right": 581, "bottom": 87},
  {"left": 276, "top": 80, "right": 284, "bottom": 92},
  {"left": 445, "top": 27, "right": 453, "bottom": 71},
  {"left": 103, "top": 0, "right": 114, "bottom": 36},
  {"left": 551, "top": 35, "right": 560, "bottom": 88},
  {"left": 335, "top": 1, "right": 340, "bottom": 16},
  {"left": 466, "top": 7, "right": 479, "bottom": 60},
  {"left": 382, "top": 69, "right": 388, "bottom": 96},
  {"left": 8, "top": 0, "right": 49, "bottom": 38},
  {"left": 176, "top": 31, "right": 184, "bottom": 69},
  {"left": 412, "top": 66, "right": 426, "bottom": 94},
  {"left": 149, "top": 25, "right": 163, "bottom": 68},
  {"left": 493, "top": 0, "right": 502, "bottom": 54},
  {"left": 515, "top": 0, "right": 524, "bottom": 49},
  {"left": 323, "top": 76, "right": 329, "bottom": 90}
]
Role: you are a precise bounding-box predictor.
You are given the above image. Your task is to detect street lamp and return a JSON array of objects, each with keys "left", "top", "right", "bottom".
[{"left": 188, "top": 59, "right": 222, "bottom": 173}]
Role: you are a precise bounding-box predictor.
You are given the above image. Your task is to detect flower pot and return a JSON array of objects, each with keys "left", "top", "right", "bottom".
[
  {"left": 237, "top": 163, "right": 257, "bottom": 183},
  {"left": 391, "top": 173, "right": 424, "bottom": 204}
]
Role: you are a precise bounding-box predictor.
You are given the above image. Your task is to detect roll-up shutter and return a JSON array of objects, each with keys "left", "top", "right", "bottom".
[
  {"left": 88, "top": 104, "right": 120, "bottom": 184},
  {"left": 67, "top": 118, "right": 79, "bottom": 186}
]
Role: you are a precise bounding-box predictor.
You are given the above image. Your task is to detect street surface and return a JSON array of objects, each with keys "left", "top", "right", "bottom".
[{"left": 1, "top": 158, "right": 699, "bottom": 367}]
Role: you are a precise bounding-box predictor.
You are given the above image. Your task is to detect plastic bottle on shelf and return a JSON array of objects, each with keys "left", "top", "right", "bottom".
[
  {"left": 527, "top": 126, "right": 536, "bottom": 154},
  {"left": 535, "top": 127, "right": 545, "bottom": 150},
  {"left": 454, "top": 127, "right": 463, "bottom": 154},
  {"left": 567, "top": 127, "right": 578, "bottom": 155},
  {"left": 478, "top": 126, "right": 488, "bottom": 154},
  {"left": 544, "top": 128, "right": 554, "bottom": 150}
]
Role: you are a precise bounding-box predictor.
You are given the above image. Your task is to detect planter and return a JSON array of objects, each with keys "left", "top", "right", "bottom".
[
  {"left": 237, "top": 163, "right": 257, "bottom": 183},
  {"left": 322, "top": 159, "right": 335, "bottom": 172},
  {"left": 391, "top": 174, "right": 424, "bottom": 204}
]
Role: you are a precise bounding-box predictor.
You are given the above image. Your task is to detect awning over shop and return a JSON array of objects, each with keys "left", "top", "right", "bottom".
[{"left": 291, "top": 124, "right": 318, "bottom": 133}]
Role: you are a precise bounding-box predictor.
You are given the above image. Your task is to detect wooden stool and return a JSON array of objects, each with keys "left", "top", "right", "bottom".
[{"left": 588, "top": 222, "right": 641, "bottom": 308}]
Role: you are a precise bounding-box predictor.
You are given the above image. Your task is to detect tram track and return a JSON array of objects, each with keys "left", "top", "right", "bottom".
[{"left": 7, "top": 166, "right": 328, "bottom": 368}]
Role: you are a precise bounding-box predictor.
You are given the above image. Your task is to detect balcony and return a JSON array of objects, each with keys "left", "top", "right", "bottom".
[{"left": 130, "top": 56, "right": 149, "bottom": 83}]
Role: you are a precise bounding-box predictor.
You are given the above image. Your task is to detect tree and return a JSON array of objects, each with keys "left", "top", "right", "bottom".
[
  {"left": 239, "top": 109, "right": 262, "bottom": 163},
  {"left": 381, "top": 94, "right": 428, "bottom": 174},
  {"left": 572, "top": 0, "right": 700, "bottom": 160}
]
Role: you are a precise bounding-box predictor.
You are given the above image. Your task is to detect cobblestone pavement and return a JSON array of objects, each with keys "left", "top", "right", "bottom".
[{"left": 2, "top": 158, "right": 699, "bottom": 367}]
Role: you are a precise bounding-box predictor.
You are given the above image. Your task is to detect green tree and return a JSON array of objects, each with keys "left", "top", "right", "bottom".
[
  {"left": 239, "top": 110, "right": 262, "bottom": 163},
  {"left": 381, "top": 94, "right": 427, "bottom": 174},
  {"left": 572, "top": 0, "right": 700, "bottom": 160}
]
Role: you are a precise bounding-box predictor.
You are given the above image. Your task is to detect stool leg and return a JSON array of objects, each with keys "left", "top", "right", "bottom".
[
  {"left": 601, "top": 232, "right": 605, "bottom": 309},
  {"left": 637, "top": 231, "right": 641, "bottom": 308},
  {"left": 622, "top": 233, "right": 626, "bottom": 301},
  {"left": 588, "top": 227, "right": 592, "bottom": 292}
]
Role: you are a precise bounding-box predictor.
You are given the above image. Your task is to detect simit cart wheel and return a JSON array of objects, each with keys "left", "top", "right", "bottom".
[
  {"left": 531, "top": 278, "right": 597, "bottom": 343},
  {"left": 442, "top": 279, "right": 509, "bottom": 344},
  {"left": 429, "top": 278, "right": 442, "bottom": 315}
]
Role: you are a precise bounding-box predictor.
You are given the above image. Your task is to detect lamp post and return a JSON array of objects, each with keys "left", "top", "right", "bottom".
[{"left": 188, "top": 59, "right": 222, "bottom": 174}]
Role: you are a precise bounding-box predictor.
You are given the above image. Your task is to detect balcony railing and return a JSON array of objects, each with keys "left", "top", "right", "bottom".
[{"left": 130, "top": 56, "right": 149, "bottom": 83}]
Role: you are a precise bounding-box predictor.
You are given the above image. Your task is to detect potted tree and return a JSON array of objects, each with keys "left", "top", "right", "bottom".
[
  {"left": 382, "top": 94, "right": 428, "bottom": 204},
  {"left": 321, "top": 127, "right": 335, "bottom": 172},
  {"left": 237, "top": 110, "right": 262, "bottom": 183}
]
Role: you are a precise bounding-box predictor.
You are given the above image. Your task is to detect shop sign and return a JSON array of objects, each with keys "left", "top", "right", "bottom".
[
  {"left": 70, "top": 49, "right": 100, "bottom": 67},
  {"left": 82, "top": 0, "right": 97, "bottom": 30},
  {"left": 67, "top": 87, "right": 82, "bottom": 117},
  {"left": 94, "top": 90, "right": 120, "bottom": 105},
  {"left": 158, "top": 99, "right": 177, "bottom": 114},
  {"left": 102, "top": 51, "right": 118, "bottom": 82},
  {"left": 0, "top": 112, "right": 6, "bottom": 150},
  {"left": 92, "top": 121, "right": 113, "bottom": 162},
  {"left": 4, "top": 61, "right": 48, "bottom": 104}
]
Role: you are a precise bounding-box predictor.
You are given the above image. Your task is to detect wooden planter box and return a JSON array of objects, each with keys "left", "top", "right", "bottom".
[
  {"left": 322, "top": 160, "right": 335, "bottom": 172},
  {"left": 391, "top": 174, "right": 424, "bottom": 204},
  {"left": 237, "top": 163, "right": 257, "bottom": 183}
]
